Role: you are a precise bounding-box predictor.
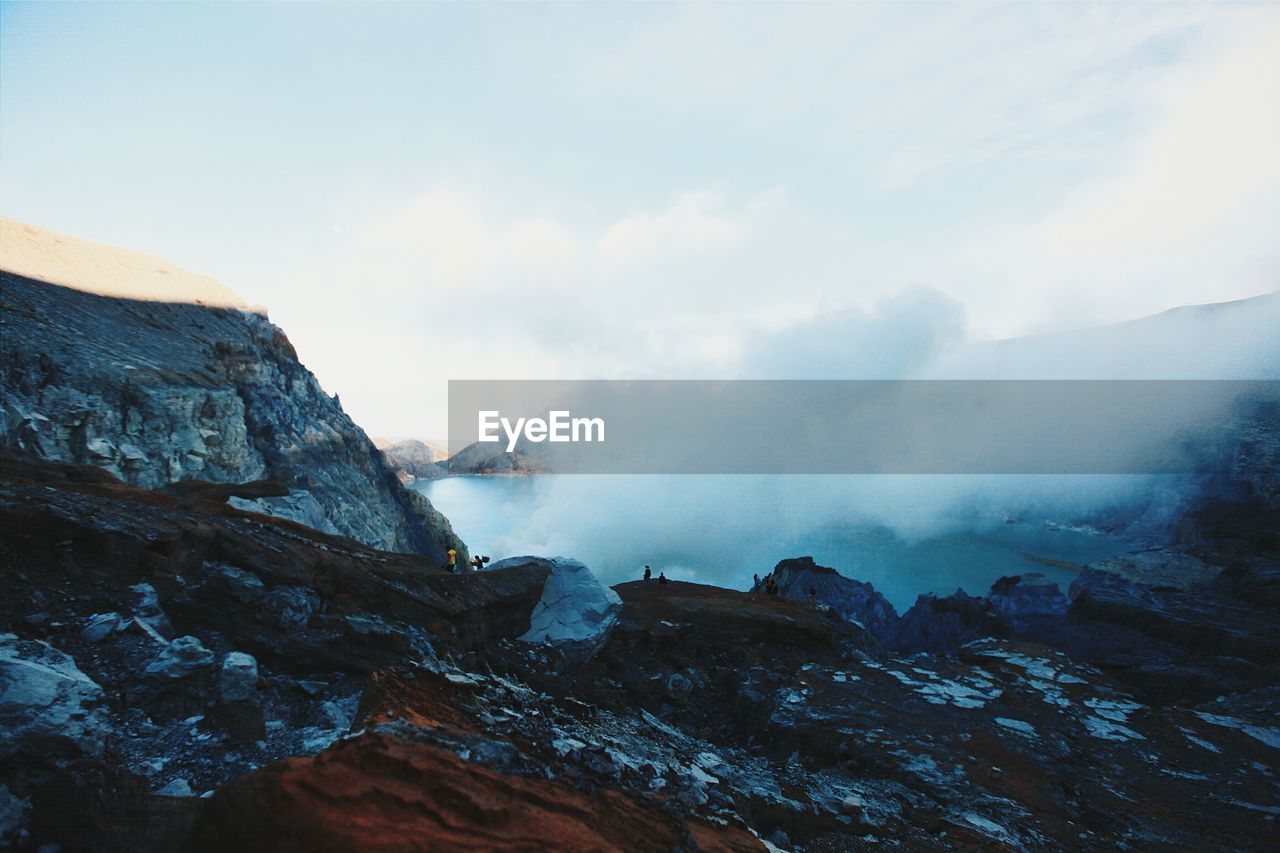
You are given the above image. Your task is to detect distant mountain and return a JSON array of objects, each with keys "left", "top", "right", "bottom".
[
  {"left": 929, "top": 290, "right": 1280, "bottom": 379},
  {"left": 444, "top": 439, "right": 553, "bottom": 476},
  {"left": 442, "top": 293, "right": 1280, "bottom": 477},
  {"left": 373, "top": 437, "right": 449, "bottom": 482}
]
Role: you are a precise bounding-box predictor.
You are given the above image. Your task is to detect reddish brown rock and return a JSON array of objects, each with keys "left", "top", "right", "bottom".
[
  {"left": 186, "top": 733, "right": 763, "bottom": 852},
  {"left": 354, "top": 667, "right": 483, "bottom": 733}
]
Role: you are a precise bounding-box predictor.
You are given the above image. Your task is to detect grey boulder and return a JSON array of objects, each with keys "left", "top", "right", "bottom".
[
  {"left": 0, "top": 634, "right": 109, "bottom": 756},
  {"left": 217, "top": 652, "right": 259, "bottom": 703},
  {"left": 144, "top": 636, "right": 215, "bottom": 680}
]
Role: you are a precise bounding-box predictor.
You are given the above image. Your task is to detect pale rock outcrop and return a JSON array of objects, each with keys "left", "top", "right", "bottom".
[
  {"left": 0, "top": 216, "right": 247, "bottom": 308},
  {"left": 228, "top": 490, "right": 341, "bottom": 536},
  {"left": 129, "top": 582, "right": 174, "bottom": 639},
  {"left": 81, "top": 612, "right": 123, "bottom": 642},
  {"left": 0, "top": 634, "right": 109, "bottom": 756},
  {"left": 493, "top": 557, "right": 622, "bottom": 661},
  {"left": 157, "top": 778, "right": 196, "bottom": 798},
  {"left": 218, "top": 652, "right": 260, "bottom": 704}
]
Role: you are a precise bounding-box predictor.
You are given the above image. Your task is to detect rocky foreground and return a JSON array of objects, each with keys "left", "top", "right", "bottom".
[
  {"left": 1, "top": 230, "right": 1277, "bottom": 849},
  {"left": 2, "top": 452, "right": 1277, "bottom": 850}
]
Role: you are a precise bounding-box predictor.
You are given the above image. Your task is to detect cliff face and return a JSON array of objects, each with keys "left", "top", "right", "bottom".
[
  {"left": 0, "top": 257, "right": 461, "bottom": 561},
  {"left": 768, "top": 556, "right": 900, "bottom": 642}
]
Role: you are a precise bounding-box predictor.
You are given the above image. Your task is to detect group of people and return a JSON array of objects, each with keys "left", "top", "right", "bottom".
[
  {"left": 642, "top": 564, "right": 670, "bottom": 586},
  {"left": 752, "top": 572, "right": 820, "bottom": 601},
  {"left": 443, "top": 549, "right": 491, "bottom": 573},
  {"left": 752, "top": 572, "right": 780, "bottom": 596}
]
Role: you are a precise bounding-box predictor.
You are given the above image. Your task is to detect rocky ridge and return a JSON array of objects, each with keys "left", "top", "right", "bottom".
[{"left": 0, "top": 267, "right": 462, "bottom": 561}]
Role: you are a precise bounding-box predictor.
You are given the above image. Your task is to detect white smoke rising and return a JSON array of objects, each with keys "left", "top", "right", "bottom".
[
  {"left": 738, "top": 288, "right": 968, "bottom": 379},
  {"left": 439, "top": 289, "right": 1277, "bottom": 603}
]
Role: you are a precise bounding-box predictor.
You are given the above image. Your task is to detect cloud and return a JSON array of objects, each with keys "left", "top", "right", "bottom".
[
  {"left": 255, "top": 4, "right": 1280, "bottom": 437},
  {"left": 355, "top": 189, "right": 579, "bottom": 289},
  {"left": 937, "top": 10, "right": 1280, "bottom": 336},
  {"left": 739, "top": 288, "right": 968, "bottom": 379},
  {"left": 598, "top": 191, "right": 740, "bottom": 261},
  {"left": 1036, "top": 16, "right": 1280, "bottom": 259},
  {"left": 578, "top": 2, "right": 1236, "bottom": 190}
]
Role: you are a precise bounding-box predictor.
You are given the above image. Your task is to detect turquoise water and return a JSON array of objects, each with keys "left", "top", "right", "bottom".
[{"left": 412, "top": 474, "right": 1137, "bottom": 612}]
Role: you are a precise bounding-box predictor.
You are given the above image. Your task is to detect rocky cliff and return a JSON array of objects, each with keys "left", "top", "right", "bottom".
[
  {"left": 767, "top": 556, "right": 900, "bottom": 642},
  {"left": 0, "top": 220, "right": 461, "bottom": 560}
]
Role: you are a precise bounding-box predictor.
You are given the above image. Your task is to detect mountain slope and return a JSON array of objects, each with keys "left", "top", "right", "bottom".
[
  {"left": 929, "top": 290, "right": 1280, "bottom": 379},
  {"left": 0, "top": 219, "right": 462, "bottom": 559}
]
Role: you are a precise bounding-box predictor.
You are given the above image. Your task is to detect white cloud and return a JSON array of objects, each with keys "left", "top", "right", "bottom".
[
  {"left": 1037, "top": 16, "right": 1280, "bottom": 259},
  {"left": 598, "top": 191, "right": 740, "bottom": 261},
  {"left": 355, "top": 189, "right": 579, "bottom": 289},
  {"left": 579, "top": 2, "right": 1239, "bottom": 189},
  {"left": 938, "top": 10, "right": 1280, "bottom": 336},
  {"left": 260, "top": 4, "right": 1280, "bottom": 437}
]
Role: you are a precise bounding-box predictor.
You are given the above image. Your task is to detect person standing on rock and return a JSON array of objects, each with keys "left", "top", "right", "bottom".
[
  {"left": 752, "top": 573, "right": 761, "bottom": 592},
  {"left": 644, "top": 565, "right": 652, "bottom": 584},
  {"left": 444, "top": 548, "right": 457, "bottom": 573}
]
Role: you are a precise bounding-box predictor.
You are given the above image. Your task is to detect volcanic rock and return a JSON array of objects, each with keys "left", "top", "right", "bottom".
[
  {"left": 217, "top": 653, "right": 259, "bottom": 704},
  {"left": 186, "top": 733, "right": 764, "bottom": 852},
  {"left": 80, "top": 612, "right": 122, "bottom": 643},
  {"left": 0, "top": 634, "right": 109, "bottom": 756},
  {"left": 144, "top": 636, "right": 215, "bottom": 680},
  {"left": 666, "top": 672, "right": 694, "bottom": 705},
  {"left": 0, "top": 264, "right": 463, "bottom": 561},
  {"left": 768, "top": 557, "right": 899, "bottom": 642},
  {"left": 502, "top": 556, "right": 622, "bottom": 663}
]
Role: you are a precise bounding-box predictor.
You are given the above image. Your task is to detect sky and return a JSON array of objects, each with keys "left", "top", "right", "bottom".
[{"left": 2, "top": 2, "right": 1278, "bottom": 438}]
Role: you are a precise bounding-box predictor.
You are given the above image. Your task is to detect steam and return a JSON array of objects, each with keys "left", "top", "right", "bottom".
[{"left": 435, "top": 288, "right": 1278, "bottom": 605}]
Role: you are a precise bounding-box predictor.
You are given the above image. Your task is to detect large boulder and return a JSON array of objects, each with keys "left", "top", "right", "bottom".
[
  {"left": 218, "top": 652, "right": 260, "bottom": 703},
  {"left": 987, "top": 572, "right": 1068, "bottom": 635},
  {"left": 493, "top": 557, "right": 622, "bottom": 663},
  {"left": 769, "top": 557, "right": 899, "bottom": 642},
  {"left": 0, "top": 634, "right": 109, "bottom": 756}
]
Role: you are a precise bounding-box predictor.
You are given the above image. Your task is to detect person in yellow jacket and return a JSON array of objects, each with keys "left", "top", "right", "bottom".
[{"left": 445, "top": 548, "right": 457, "bottom": 573}]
